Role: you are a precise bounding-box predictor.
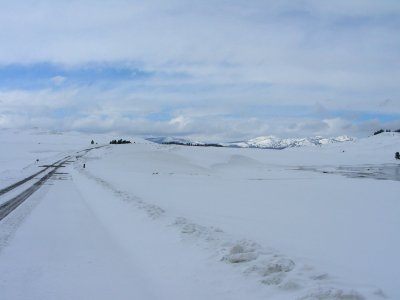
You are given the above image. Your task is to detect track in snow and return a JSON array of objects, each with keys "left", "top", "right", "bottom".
[
  {"left": 0, "top": 145, "right": 105, "bottom": 221},
  {"left": 0, "top": 160, "right": 69, "bottom": 221},
  {"left": 0, "top": 158, "right": 64, "bottom": 197}
]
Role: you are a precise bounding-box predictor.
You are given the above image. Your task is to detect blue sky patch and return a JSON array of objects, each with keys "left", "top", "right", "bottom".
[{"left": 0, "top": 63, "right": 153, "bottom": 90}]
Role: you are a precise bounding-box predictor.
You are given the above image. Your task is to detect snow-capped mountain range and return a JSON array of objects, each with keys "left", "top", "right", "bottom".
[{"left": 148, "top": 135, "right": 354, "bottom": 149}]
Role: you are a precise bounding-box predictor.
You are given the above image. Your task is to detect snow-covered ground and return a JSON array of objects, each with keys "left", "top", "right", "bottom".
[{"left": 0, "top": 129, "right": 399, "bottom": 299}]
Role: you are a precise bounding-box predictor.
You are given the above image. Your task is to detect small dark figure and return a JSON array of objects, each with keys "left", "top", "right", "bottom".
[
  {"left": 395, "top": 152, "right": 400, "bottom": 160},
  {"left": 83, "top": 163, "right": 86, "bottom": 168},
  {"left": 35, "top": 159, "right": 39, "bottom": 163},
  {"left": 91, "top": 140, "right": 94, "bottom": 144}
]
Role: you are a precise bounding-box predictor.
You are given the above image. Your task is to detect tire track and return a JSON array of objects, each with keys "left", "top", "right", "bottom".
[
  {"left": 0, "top": 158, "right": 63, "bottom": 196},
  {"left": 0, "top": 160, "right": 68, "bottom": 221},
  {"left": 0, "top": 145, "right": 106, "bottom": 197},
  {"left": 0, "top": 168, "right": 57, "bottom": 221},
  {"left": 0, "top": 146, "right": 105, "bottom": 221}
]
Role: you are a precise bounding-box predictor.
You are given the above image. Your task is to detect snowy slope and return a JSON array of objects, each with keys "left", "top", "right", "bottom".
[{"left": 0, "top": 130, "right": 399, "bottom": 299}]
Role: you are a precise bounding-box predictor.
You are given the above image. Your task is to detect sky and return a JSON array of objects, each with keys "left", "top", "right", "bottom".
[{"left": 0, "top": 0, "right": 399, "bottom": 141}]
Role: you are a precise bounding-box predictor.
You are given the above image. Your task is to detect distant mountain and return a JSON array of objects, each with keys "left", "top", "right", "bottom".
[
  {"left": 147, "top": 135, "right": 354, "bottom": 149},
  {"left": 222, "top": 135, "right": 354, "bottom": 149},
  {"left": 146, "top": 137, "right": 223, "bottom": 147}
]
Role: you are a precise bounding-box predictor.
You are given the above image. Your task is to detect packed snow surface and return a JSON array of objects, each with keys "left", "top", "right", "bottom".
[{"left": 0, "top": 129, "right": 399, "bottom": 299}]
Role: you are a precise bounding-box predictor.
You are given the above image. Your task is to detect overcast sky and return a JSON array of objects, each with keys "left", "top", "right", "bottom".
[{"left": 0, "top": 0, "right": 399, "bottom": 140}]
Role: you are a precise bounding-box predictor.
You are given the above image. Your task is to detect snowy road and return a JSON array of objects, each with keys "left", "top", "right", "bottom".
[
  {"left": 0, "top": 148, "right": 159, "bottom": 299},
  {"left": 0, "top": 145, "right": 105, "bottom": 218},
  {"left": 0, "top": 157, "right": 71, "bottom": 220},
  {"left": 0, "top": 166, "right": 51, "bottom": 196},
  {"left": 0, "top": 170, "right": 157, "bottom": 300}
]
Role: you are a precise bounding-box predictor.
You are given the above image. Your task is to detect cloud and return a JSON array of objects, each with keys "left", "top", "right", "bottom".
[{"left": 0, "top": 1, "right": 399, "bottom": 138}]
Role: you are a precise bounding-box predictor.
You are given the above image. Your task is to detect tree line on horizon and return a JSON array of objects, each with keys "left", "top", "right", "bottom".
[
  {"left": 110, "top": 139, "right": 132, "bottom": 144},
  {"left": 373, "top": 129, "right": 400, "bottom": 135}
]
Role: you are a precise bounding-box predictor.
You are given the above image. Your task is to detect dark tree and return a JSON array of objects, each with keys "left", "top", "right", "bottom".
[{"left": 110, "top": 139, "right": 131, "bottom": 144}]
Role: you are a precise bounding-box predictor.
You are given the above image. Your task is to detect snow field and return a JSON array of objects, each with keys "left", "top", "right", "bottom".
[
  {"left": 72, "top": 164, "right": 267, "bottom": 300},
  {"left": 0, "top": 130, "right": 399, "bottom": 299},
  {"left": 75, "top": 141, "right": 399, "bottom": 299}
]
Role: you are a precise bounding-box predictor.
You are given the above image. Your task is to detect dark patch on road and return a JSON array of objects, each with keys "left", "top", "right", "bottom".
[
  {"left": 0, "top": 158, "right": 64, "bottom": 196},
  {"left": 0, "top": 167, "right": 61, "bottom": 221},
  {"left": 0, "top": 146, "right": 106, "bottom": 221}
]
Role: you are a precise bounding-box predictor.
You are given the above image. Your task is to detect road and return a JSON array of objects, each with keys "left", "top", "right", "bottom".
[
  {"left": 0, "top": 145, "right": 104, "bottom": 221},
  {"left": 0, "top": 157, "right": 71, "bottom": 221},
  {"left": 0, "top": 163, "right": 157, "bottom": 300},
  {"left": 0, "top": 158, "right": 63, "bottom": 196}
]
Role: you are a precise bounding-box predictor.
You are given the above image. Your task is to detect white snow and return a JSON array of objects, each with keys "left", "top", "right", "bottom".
[{"left": 0, "top": 129, "right": 399, "bottom": 299}]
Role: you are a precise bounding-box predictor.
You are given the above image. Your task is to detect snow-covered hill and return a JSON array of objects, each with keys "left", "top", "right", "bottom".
[
  {"left": 223, "top": 135, "right": 354, "bottom": 149},
  {"left": 148, "top": 135, "right": 354, "bottom": 149}
]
